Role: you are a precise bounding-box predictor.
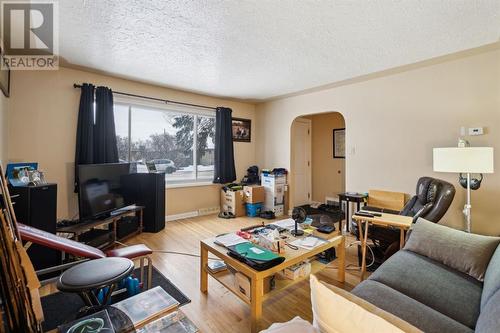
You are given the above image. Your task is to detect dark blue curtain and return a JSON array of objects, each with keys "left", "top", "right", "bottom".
[
  {"left": 74, "top": 83, "right": 95, "bottom": 192},
  {"left": 213, "top": 107, "right": 236, "bottom": 184},
  {"left": 94, "top": 86, "right": 119, "bottom": 164}
]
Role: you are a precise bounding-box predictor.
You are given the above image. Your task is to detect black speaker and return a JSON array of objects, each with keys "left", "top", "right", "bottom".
[
  {"left": 10, "top": 184, "right": 61, "bottom": 276},
  {"left": 122, "top": 173, "right": 166, "bottom": 232}
]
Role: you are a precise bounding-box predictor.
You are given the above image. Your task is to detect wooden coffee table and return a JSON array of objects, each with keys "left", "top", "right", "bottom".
[{"left": 200, "top": 231, "right": 345, "bottom": 333}]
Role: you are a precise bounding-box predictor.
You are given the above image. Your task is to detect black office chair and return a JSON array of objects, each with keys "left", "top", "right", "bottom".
[{"left": 351, "top": 177, "right": 456, "bottom": 264}]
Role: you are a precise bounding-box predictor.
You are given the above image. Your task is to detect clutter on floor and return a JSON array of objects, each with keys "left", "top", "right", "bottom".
[{"left": 219, "top": 167, "right": 288, "bottom": 219}]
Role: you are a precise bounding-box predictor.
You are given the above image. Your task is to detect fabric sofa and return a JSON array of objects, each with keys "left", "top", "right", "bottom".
[
  {"left": 262, "top": 218, "right": 499, "bottom": 333},
  {"left": 352, "top": 219, "right": 500, "bottom": 333}
]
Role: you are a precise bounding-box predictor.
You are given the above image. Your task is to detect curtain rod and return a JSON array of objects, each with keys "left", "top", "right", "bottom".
[{"left": 73, "top": 83, "right": 216, "bottom": 111}]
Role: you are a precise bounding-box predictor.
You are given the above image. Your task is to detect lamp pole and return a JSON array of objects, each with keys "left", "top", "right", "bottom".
[{"left": 464, "top": 172, "right": 472, "bottom": 233}]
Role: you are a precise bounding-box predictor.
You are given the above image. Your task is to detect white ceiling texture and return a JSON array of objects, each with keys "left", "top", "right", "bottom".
[{"left": 59, "top": 0, "right": 500, "bottom": 100}]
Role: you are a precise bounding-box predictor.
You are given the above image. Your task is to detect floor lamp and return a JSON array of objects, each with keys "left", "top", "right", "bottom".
[{"left": 433, "top": 147, "right": 494, "bottom": 233}]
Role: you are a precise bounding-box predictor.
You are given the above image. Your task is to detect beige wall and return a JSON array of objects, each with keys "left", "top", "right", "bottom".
[
  {"left": 309, "top": 113, "right": 345, "bottom": 202},
  {"left": 256, "top": 47, "right": 500, "bottom": 235},
  {"left": 0, "top": 92, "right": 7, "bottom": 166},
  {"left": 7, "top": 67, "right": 256, "bottom": 219}
]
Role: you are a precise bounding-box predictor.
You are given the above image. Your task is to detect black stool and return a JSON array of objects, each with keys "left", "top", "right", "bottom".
[{"left": 57, "top": 257, "right": 134, "bottom": 306}]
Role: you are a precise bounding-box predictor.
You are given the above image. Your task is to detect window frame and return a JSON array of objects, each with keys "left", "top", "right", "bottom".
[{"left": 114, "top": 96, "right": 216, "bottom": 188}]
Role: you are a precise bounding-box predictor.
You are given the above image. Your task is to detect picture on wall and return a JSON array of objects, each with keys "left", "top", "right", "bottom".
[
  {"left": 232, "top": 118, "right": 251, "bottom": 142},
  {"left": 0, "top": 47, "right": 10, "bottom": 97},
  {"left": 333, "top": 128, "right": 345, "bottom": 158}
]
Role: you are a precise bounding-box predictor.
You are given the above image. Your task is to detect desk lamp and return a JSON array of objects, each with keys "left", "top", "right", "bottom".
[{"left": 433, "top": 146, "right": 494, "bottom": 232}]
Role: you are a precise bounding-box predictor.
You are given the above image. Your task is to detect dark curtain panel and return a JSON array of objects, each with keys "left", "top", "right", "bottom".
[
  {"left": 94, "top": 86, "right": 119, "bottom": 164},
  {"left": 74, "top": 83, "right": 95, "bottom": 192},
  {"left": 213, "top": 107, "right": 236, "bottom": 184}
]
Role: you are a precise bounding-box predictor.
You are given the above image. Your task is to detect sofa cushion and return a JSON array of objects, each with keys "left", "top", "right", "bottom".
[
  {"left": 476, "top": 288, "right": 500, "bottom": 333},
  {"left": 481, "top": 245, "right": 500, "bottom": 309},
  {"left": 352, "top": 280, "right": 473, "bottom": 333},
  {"left": 404, "top": 218, "right": 500, "bottom": 281},
  {"left": 368, "top": 250, "right": 482, "bottom": 328},
  {"left": 309, "top": 275, "right": 420, "bottom": 333},
  {"left": 259, "top": 316, "right": 317, "bottom": 333}
]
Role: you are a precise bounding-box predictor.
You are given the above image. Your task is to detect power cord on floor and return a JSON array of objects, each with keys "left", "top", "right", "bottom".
[
  {"left": 152, "top": 249, "right": 219, "bottom": 261},
  {"left": 326, "top": 239, "right": 375, "bottom": 271},
  {"left": 114, "top": 241, "right": 220, "bottom": 260}
]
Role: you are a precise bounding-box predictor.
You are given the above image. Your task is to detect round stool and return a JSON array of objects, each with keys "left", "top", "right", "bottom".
[{"left": 57, "top": 257, "right": 134, "bottom": 306}]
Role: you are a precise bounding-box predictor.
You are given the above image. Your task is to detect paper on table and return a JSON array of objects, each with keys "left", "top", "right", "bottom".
[
  {"left": 271, "top": 218, "right": 298, "bottom": 230},
  {"left": 214, "top": 233, "right": 247, "bottom": 247},
  {"left": 290, "top": 236, "right": 327, "bottom": 250}
]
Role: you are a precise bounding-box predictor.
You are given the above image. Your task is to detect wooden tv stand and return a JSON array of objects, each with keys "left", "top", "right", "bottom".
[{"left": 56, "top": 205, "right": 144, "bottom": 249}]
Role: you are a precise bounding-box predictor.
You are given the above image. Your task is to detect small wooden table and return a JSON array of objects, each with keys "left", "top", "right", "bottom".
[
  {"left": 352, "top": 212, "right": 413, "bottom": 281},
  {"left": 200, "top": 232, "right": 345, "bottom": 333}
]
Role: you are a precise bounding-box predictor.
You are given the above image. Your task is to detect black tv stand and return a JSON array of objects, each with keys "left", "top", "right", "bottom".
[{"left": 56, "top": 205, "right": 144, "bottom": 249}]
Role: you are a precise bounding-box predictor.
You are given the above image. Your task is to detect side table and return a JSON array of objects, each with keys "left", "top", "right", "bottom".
[{"left": 338, "top": 192, "right": 367, "bottom": 232}]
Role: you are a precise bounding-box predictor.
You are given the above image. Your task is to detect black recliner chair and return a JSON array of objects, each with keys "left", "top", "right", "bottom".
[{"left": 352, "top": 177, "right": 456, "bottom": 264}]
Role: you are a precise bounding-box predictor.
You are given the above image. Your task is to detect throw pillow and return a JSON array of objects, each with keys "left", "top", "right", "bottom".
[
  {"left": 309, "top": 275, "right": 422, "bottom": 333},
  {"left": 404, "top": 218, "right": 500, "bottom": 281},
  {"left": 259, "top": 316, "right": 317, "bottom": 333}
]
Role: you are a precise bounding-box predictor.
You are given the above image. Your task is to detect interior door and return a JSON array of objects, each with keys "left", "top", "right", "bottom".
[{"left": 292, "top": 118, "right": 312, "bottom": 207}]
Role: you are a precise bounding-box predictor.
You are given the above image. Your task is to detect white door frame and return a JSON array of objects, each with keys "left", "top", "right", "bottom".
[{"left": 291, "top": 118, "right": 312, "bottom": 210}]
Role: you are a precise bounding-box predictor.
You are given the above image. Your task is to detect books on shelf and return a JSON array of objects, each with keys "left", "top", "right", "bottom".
[
  {"left": 207, "top": 260, "right": 227, "bottom": 274},
  {"left": 111, "top": 286, "right": 179, "bottom": 328},
  {"left": 136, "top": 310, "right": 199, "bottom": 333}
]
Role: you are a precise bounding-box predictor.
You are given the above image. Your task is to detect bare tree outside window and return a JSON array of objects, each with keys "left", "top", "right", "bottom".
[{"left": 114, "top": 103, "right": 215, "bottom": 183}]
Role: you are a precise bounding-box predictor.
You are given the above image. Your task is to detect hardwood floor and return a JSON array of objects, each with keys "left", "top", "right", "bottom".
[{"left": 43, "top": 214, "right": 367, "bottom": 333}]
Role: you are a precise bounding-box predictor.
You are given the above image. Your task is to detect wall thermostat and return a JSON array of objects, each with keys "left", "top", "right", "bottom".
[{"left": 468, "top": 127, "right": 484, "bottom": 136}]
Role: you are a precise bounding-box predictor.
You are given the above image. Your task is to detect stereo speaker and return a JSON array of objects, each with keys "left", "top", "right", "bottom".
[
  {"left": 10, "top": 184, "right": 61, "bottom": 277},
  {"left": 122, "top": 173, "right": 166, "bottom": 232}
]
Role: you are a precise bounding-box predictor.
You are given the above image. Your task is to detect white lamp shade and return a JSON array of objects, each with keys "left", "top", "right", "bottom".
[{"left": 433, "top": 147, "right": 494, "bottom": 173}]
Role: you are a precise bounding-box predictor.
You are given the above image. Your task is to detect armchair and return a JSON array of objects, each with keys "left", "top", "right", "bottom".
[{"left": 400, "top": 176, "right": 455, "bottom": 223}]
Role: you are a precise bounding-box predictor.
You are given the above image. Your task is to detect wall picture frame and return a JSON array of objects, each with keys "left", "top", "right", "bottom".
[
  {"left": 232, "top": 118, "right": 251, "bottom": 142},
  {"left": 333, "top": 128, "right": 345, "bottom": 158},
  {"left": 0, "top": 47, "right": 10, "bottom": 97}
]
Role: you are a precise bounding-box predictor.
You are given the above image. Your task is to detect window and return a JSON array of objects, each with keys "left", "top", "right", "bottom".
[{"left": 114, "top": 101, "right": 215, "bottom": 185}]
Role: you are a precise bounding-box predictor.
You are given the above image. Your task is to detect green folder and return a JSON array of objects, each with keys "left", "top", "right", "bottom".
[{"left": 229, "top": 242, "right": 280, "bottom": 261}]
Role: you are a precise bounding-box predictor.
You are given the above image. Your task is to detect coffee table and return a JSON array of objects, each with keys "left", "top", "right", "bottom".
[{"left": 200, "top": 230, "right": 345, "bottom": 333}]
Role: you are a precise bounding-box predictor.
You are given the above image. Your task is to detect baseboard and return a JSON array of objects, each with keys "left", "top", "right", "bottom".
[
  {"left": 166, "top": 211, "right": 199, "bottom": 222},
  {"left": 198, "top": 206, "right": 220, "bottom": 216}
]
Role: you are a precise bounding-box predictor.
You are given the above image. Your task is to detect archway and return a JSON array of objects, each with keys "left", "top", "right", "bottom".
[{"left": 289, "top": 111, "right": 346, "bottom": 214}]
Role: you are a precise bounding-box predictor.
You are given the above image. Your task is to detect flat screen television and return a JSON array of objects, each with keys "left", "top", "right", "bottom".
[{"left": 78, "top": 163, "right": 131, "bottom": 221}]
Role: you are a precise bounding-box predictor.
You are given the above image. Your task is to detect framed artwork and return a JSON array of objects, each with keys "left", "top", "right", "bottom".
[
  {"left": 0, "top": 47, "right": 10, "bottom": 97},
  {"left": 333, "top": 128, "right": 345, "bottom": 158},
  {"left": 232, "top": 118, "right": 251, "bottom": 142}
]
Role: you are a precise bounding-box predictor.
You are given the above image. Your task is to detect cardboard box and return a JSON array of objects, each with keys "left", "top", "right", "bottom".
[
  {"left": 279, "top": 261, "right": 311, "bottom": 280},
  {"left": 261, "top": 173, "right": 287, "bottom": 216},
  {"left": 220, "top": 189, "right": 245, "bottom": 217},
  {"left": 233, "top": 271, "right": 275, "bottom": 301},
  {"left": 243, "top": 185, "right": 265, "bottom": 203},
  {"left": 261, "top": 173, "right": 286, "bottom": 188}
]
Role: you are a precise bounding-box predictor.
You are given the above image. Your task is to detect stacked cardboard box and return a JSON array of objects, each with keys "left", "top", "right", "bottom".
[
  {"left": 220, "top": 189, "right": 245, "bottom": 217},
  {"left": 261, "top": 173, "right": 286, "bottom": 216},
  {"left": 243, "top": 185, "right": 265, "bottom": 217}
]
